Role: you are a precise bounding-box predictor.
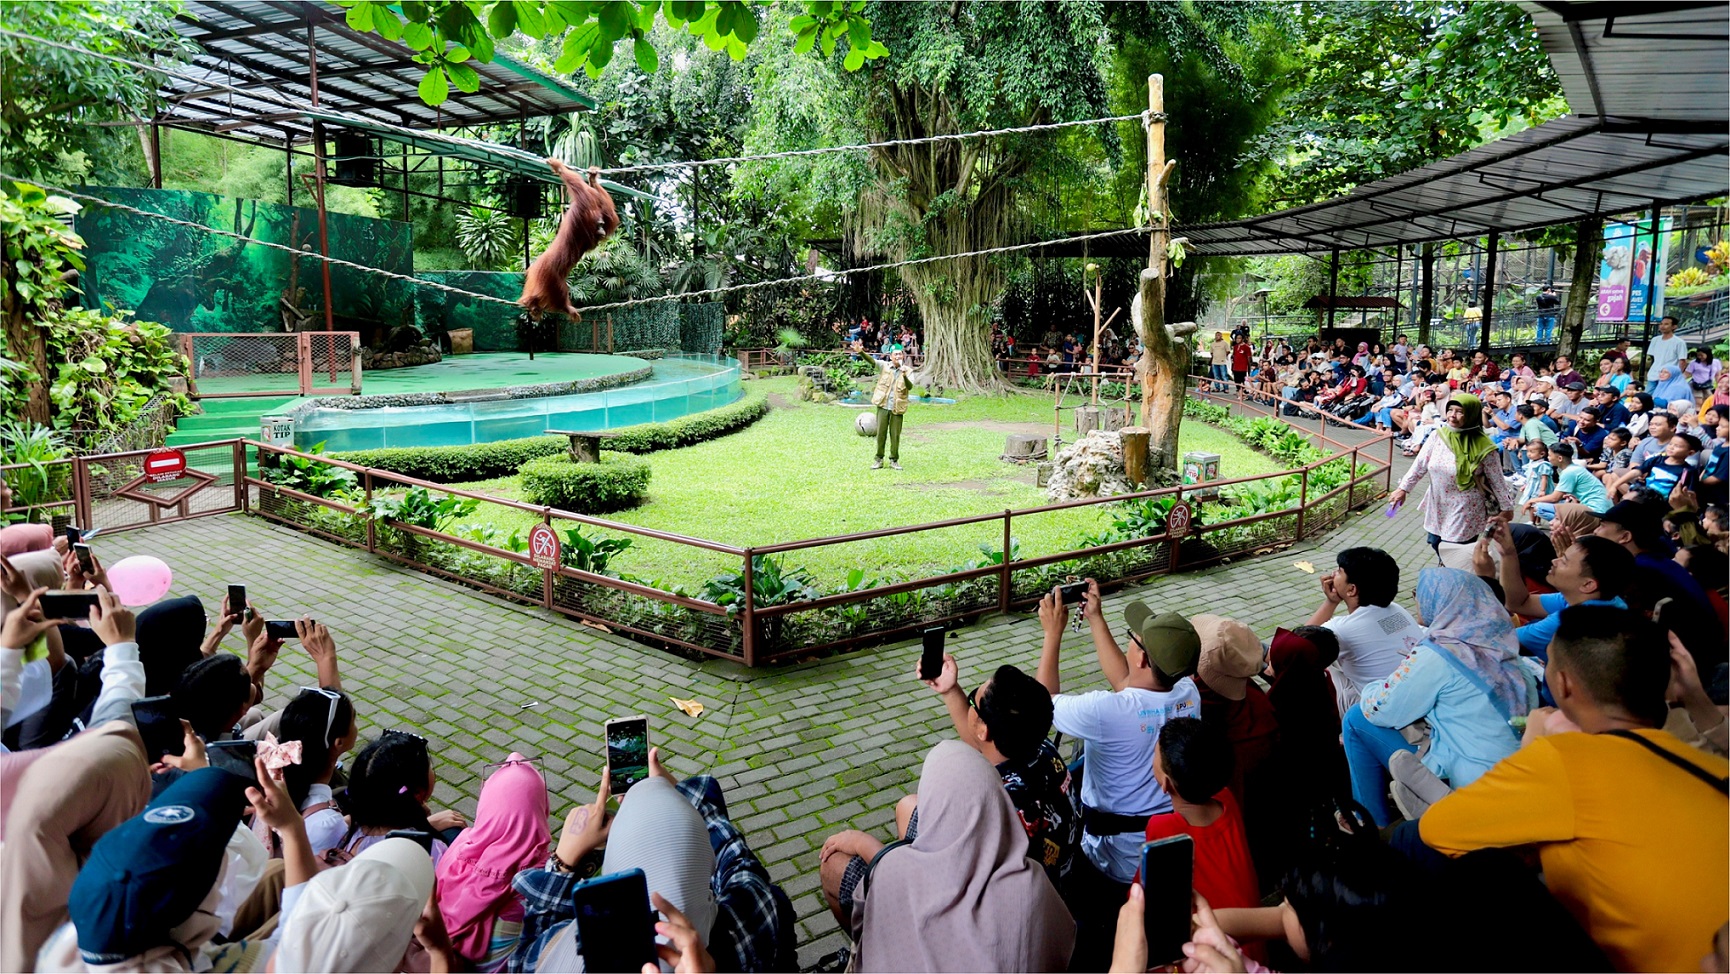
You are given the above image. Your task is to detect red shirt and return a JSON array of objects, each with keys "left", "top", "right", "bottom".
[
  {"left": 1144, "top": 789, "right": 1260, "bottom": 913},
  {"left": 1231, "top": 343, "right": 1252, "bottom": 371}
]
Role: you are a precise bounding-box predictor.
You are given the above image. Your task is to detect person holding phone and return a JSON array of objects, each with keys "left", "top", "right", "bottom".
[
  {"left": 870, "top": 344, "right": 914, "bottom": 470},
  {"left": 330, "top": 730, "right": 458, "bottom": 866},
  {"left": 819, "top": 741, "right": 1074, "bottom": 972}
]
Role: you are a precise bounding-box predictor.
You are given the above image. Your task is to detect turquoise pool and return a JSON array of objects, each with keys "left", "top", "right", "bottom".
[{"left": 291, "top": 356, "right": 742, "bottom": 450}]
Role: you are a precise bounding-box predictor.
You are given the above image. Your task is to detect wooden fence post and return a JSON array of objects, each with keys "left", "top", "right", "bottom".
[
  {"left": 999, "top": 510, "right": 1013, "bottom": 614},
  {"left": 741, "top": 548, "right": 757, "bottom": 667},
  {"left": 363, "top": 469, "right": 376, "bottom": 554},
  {"left": 1296, "top": 466, "right": 1310, "bottom": 540}
]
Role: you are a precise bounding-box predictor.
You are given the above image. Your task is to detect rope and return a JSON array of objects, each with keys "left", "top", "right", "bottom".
[
  {"left": 3, "top": 29, "right": 1160, "bottom": 180},
  {"left": 13, "top": 175, "right": 1148, "bottom": 316}
]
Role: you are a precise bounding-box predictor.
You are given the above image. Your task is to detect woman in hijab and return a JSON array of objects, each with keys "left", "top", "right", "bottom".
[
  {"left": 1341, "top": 568, "right": 1538, "bottom": 826},
  {"left": 1264, "top": 626, "right": 1348, "bottom": 799},
  {"left": 3, "top": 551, "right": 70, "bottom": 744},
  {"left": 437, "top": 753, "right": 550, "bottom": 972},
  {"left": 1390, "top": 393, "right": 1514, "bottom": 556},
  {"left": 1352, "top": 342, "right": 1371, "bottom": 368},
  {"left": 0, "top": 721, "right": 152, "bottom": 970},
  {"left": 843, "top": 741, "right": 1073, "bottom": 972}
]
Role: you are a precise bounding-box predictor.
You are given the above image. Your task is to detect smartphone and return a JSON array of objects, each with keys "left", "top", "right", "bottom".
[
  {"left": 1058, "top": 580, "right": 1088, "bottom": 605},
  {"left": 63, "top": 525, "right": 81, "bottom": 546},
  {"left": 39, "top": 590, "right": 101, "bottom": 620},
  {"left": 604, "top": 715, "right": 649, "bottom": 794},
  {"left": 919, "top": 625, "right": 946, "bottom": 681},
  {"left": 228, "top": 585, "right": 250, "bottom": 621},
  {"left": 265, "top": 620, "right": 300, "bottom": 640},
  {"left": 131, "top": 695, "right": 185, "bottom": 761},
  {"left": 205, "top": 739, "right": 259, "bottom": 787},
  {"left": 571, "top": 868, "right": 656, "bottom": 973},
  {"left": 73, "top": 543, "right": 95, "bottom": 576},
  {"left": 385, "top": 828, "right": 439, "bottom": 852},
  {"left": 1140, "top": 835, "right": 1195, "bottom": 967}
]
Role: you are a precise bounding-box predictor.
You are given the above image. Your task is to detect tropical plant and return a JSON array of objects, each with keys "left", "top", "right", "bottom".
[
  {"left": 361, "top": 487, "right": 480, "bottom": 531},
  {"left": 700, "top": 554, "right": 820, "bottom": 614},
  {"left": 455, "top": 204, "right": 519, "bottom": 270},
  {"left": 568, "top": 239, "right": 661, "bottom": 305},
  {"left": 0, "top": 422, "right": 70, "bottom": 523},
  {"left": 560, "top": 525, "right": 634, "bottom": 576},
  {"left": 261, "top": 442, "right": 359, "bottom": 499}
]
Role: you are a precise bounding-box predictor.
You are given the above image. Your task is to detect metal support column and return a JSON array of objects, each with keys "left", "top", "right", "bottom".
[
  {"left": 1326, "top": 248, "right": 1340, "bottom": 331},
  {"left": 1480, "top": 232, "right": 1498, "bottom": 354},
  {"left": 306, "top": 22, "right": 335, "bottom": 332},
  {"left": 1638, "top": 201, "right": 1664, "bottom": 362}
]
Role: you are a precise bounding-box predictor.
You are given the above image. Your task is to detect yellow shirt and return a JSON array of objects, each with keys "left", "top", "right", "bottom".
[{"left": 1420, "top": 729, "right": 1728, "bottom": 973}]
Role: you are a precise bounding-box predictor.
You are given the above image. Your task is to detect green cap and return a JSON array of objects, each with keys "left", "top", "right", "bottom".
[
  {"left": 1122, "top": 602, "right": 1200, "bottom": 679},
  {"left": 891, "top": 343, "right": 904, "bottom": 352}
]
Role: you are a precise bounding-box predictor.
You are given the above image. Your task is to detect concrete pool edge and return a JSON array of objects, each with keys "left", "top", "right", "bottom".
[{"left": 270, "top": 364, "right": 656, "bottom": 421}]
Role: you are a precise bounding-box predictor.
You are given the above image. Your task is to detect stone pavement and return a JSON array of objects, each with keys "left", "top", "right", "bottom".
[{"left": 93, "top": 418, "right": 1430, "bottom": 965}]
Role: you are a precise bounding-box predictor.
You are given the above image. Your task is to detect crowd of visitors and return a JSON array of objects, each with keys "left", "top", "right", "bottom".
[{"left": 0, "top": 315, "right": 1725, "bottom": 973}]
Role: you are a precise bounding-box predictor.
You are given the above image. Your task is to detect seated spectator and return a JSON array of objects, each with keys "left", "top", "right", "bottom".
[
  {"left": 270, "top": 685, "right": 357, "bottom": 858},
  {"left": 1623, "top": 392, "right": 1654, "bottom": 439},
  {"left": 908, "top": 646, "right": 1079, "bottom": 882},
  {"left": 1587, "top": 426, "right": 1635, "bottom": 477},
  {"left": 1263, "top": 626, "right": 1348, "bottom": 803},
  {"left": 1565, "top": 405, "right": 1609, "bottom": 462},
  {"left": 1522, "top": 442, "right": 1612, "bottom": 522},
  {"left": 1592, "top": 500, "right": 1715, "bottom": 613},
  {"left": 524, "top": 748, "right": 792, "bottom": 973},
  {"left": 279, "top": 834, "right": 440, "bottom": 972},
  {"left": 1343, "top": 568, "right": 1537, "bottom": 827},
  {"left": 1490, "top": 526, "right": 1633, "bottom": 660},
  {"left": 1486, "top": 388, "right": 1520, "bottom": 445},
  {"left": 436, "top": 753, "right": 549, "bottom": 972},
  {"left": 1143, "top": 717, "right": 1259, "bottom": 916},
  {"left": 1034, "top": 582, "right": 1200, "bottom": 887},
  {"left": 1190, "top": 615, "right": 1278, "bottom": 808},
  {"left": 330, "top": 729, "right": 452, "bottom": 866},
  {"left": 822, "top": 741, "right": 1074, "bottom": 972},
  {"left": 1306, "top": 547, "right": 1422, "bottom": 714},
  {"left": 1420, "top": 606, "right": 1729, "bottom": 972},
  {"left": 36, "top": 767, "right": 251, "bottom": 972},
  {"left": 1592, "top": 384, "right": 1632, "bottom": 429}
]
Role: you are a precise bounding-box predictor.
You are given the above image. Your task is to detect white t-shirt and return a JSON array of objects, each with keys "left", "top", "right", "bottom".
[
  {"left": 1051, "top": 679, "right": 1202, "bottom": 882},
  {"left": 1646, "top": 334, "right": 1691, "bottom": 381},
  {"left": 1323, "top": 602, "right": 1424, "bottom": 713}
]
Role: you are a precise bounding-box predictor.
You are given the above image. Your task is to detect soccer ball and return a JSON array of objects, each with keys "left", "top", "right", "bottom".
[{"left": 854, "top": 411, "right": 878, "bottom": 437}]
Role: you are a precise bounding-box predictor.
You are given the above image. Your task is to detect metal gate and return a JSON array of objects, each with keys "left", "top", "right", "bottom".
[{"left": 179, "top": 332, "right": 361, "bottom": 398}]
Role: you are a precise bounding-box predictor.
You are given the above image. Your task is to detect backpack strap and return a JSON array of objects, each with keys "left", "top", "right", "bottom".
[{"left": 1605, "top": 730, "right": 1729, "bottom": 795}]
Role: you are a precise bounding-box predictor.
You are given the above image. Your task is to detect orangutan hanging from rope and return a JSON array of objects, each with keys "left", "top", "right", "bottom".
[{"left": 518, "top": 159, "right": 619, "bottom": 322}]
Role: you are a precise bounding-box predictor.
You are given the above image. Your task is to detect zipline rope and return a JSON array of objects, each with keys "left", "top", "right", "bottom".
[
  {"left": 2, "top": 29, "right": 1158, "bottom": 181},
  {"left": 11, "top": 176, "right": 1149, "bottom": 316}
]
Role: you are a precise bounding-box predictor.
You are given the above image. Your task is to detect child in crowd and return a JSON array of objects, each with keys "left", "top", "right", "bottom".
[
  {"left": 1511, "top": 439, "right": 1555, "bottom": 514},
  {"left": 1588, "top": 426, "right": 1634, "bottom": 477},
  {"left": 1143, "top": 718, "right": 1260, "bottom": 916}
]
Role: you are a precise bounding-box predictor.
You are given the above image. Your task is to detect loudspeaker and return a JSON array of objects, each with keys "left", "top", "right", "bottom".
[
  {"left": 507, "top": 176, "right": 542, "bottom": 219},
  {"left": 331, "top": 130, "right": 376, "bottom": 186}
]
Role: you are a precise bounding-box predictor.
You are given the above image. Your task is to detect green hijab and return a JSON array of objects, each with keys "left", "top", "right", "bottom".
[{"left": 1438, "top": 393, "right": 1497, "bottom": 491}]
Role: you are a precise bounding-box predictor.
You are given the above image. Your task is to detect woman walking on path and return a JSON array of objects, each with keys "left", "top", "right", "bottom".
[{"left": 1389, "top": 393, "right": 1514, "bottom": 555}]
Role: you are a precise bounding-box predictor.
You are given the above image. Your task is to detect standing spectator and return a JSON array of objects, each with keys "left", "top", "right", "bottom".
[
  {"left": 1646, "top": 315, "right": 1694, "bottom": 406},
  {"left": 1419, "top": 607, "right": 1728, "bottom": 973},
  {"left": 1209, "top": 332, "right": 1231, "bottom": 389},
  {"left": 907, "top": 650, "right": 1080, "bottom": 883},
  {"left": 1306, "top": 547, "right": 1423, "bottom": 713},
  {"left": 1687, "top": 347, "right": 1723, "bottom": 405},
  {"left": 1230, "top": 336, "right": 1252, "bottom": 397},
  {"left": 1535, "top": 284, "right": 1561, "bottom": 344},
  {"left": 1390, "top": 393, "right": 1515, "bottom": 553}
]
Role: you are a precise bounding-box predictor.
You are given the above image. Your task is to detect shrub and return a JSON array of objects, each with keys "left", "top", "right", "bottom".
[
  {"left": 519, "top": 454, "right": 651, "bottom": 513},
  {"left": 329, "top": 391, "right": 769, "bottom": 481},
  {"left": 332, "top": 436, "right": 567, "bottom": 483},
  {"left": 604, "top": 390, "right": 769, "bottom": 453}
]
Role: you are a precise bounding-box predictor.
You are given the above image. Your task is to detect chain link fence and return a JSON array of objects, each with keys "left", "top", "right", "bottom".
[{"left": 179, "top": 332, "right": 360, "bottom": 397}]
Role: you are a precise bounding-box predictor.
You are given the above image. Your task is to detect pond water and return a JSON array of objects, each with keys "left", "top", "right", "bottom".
[{"left": 290, "top": 355, "right": 742, "bottom": 451}]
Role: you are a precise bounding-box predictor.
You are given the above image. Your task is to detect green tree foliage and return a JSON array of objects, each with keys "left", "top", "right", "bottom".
[
  {"left": 332, "top": 0, "right": 885, "bottom": 105},
  {"left": 1260, "top": 1, "right": 1565, "bottom": 207},
  {"left": 0, "top": 0, "right": 198, "bottom": 180}
]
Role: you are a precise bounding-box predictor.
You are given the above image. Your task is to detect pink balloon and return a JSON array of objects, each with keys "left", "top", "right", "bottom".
[{"left": 105, "top": 555, "right": 174, "bottom": 607}]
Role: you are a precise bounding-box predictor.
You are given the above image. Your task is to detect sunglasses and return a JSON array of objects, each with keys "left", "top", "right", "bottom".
[
  {"left": 298, "top": 686, "right": 342, "bottom": 748},
  {"left": 383, "top": 728, "right": 428, "bottom": 749}
]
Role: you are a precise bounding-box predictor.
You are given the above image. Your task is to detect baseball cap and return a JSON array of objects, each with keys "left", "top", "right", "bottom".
[
  {"left": 1191, "top": 615, "right": 1262, "bottom": 701},
  {"left": 1563, "top": 381, "right": 1586, "bottom": 392},
  {"left": 276, "top": 837, "right": 436, "bottom": 972},
  {"left": 1123, "top": 602, "right": 1200, "bottom": 679},
  {"left": 1600, "top": 499, "right": 1664, "bottom": 541},
  {"left": 67, "top": 768, "right": 250, "bottom": 965}
]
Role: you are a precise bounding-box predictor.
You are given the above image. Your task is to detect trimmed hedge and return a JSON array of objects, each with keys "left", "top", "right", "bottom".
[
  {"left": 519, "top": 454, "right": 651, "bottom": 512},
  {"left": 328, "top": 390, "right": 770, "bottom": 482},
  {"left": 605, "top": 389, "right": 769, "bottom": 453},
  {"left": 332, "top": 436, "right": 567, "bottom": 483}
]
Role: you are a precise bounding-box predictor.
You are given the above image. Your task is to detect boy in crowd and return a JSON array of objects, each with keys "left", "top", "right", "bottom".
[
  {"left": 1489, "top": 525, "right": 1632, "bottom": 659},
  {"left": 1143, "top": 717, "right": 1259, "bottom": 915},
  {"left": 1587, "top": 427, "right": 1634, "bottom": 477},
  {"left": 1521, "top": 442, "right": 1612, "bottom": 522},
  {"left": 1306, "top": 547, "right": 1422, "bottom": 713}
]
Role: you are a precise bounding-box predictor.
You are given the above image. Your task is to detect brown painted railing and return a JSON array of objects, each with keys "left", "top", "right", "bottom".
[{"left": 2, "top": 379, "right": 1391, "bottom": 666}]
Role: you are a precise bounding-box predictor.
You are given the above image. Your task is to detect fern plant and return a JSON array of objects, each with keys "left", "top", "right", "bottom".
[{"left": 568, "top": 240, "right": 660, "bottom": 305}]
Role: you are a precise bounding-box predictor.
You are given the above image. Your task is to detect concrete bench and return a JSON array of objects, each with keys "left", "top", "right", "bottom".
[{"left": 545, "top": 429, "right": 620, "bottom": 463}]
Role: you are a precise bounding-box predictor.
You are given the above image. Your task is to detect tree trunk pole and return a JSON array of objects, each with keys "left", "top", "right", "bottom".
[
  {"left": 1140, "top": 74, "right": 1166, "bottom": 429},
  {"left": 1558, "top": 218, "right": 1602, "bottom": 362},
  {"left": 1418, "top": 242, "right": 1435, "bottom": 348},
  {"left": 1090, "top": 271, "right": 1102, "bottom": 404}
]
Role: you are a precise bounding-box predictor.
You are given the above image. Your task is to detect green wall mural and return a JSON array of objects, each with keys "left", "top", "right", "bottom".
[
  {"left": 414, "top": 270, "right": 523, "bottom": 351},
  {"left": 76, "top": 187, "right": 412, "bottom": 335}
]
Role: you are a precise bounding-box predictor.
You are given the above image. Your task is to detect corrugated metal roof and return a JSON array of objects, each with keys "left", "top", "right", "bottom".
[
  {"left": 1521, "top": 1, "right": 1729, "bottom": 122},
  {"left": 164, "top": 0, "right": 593, "bottom": 144}
]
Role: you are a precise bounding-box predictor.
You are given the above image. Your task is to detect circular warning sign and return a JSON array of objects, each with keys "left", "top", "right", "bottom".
[
  {"left": 144, "top": 449, "right": 187, "bottom": 483},
  {"left": 527, "top": 523, "right": 561, "bottom": 570},
  {"left": 1167, "top": 500, "right": 1193, "bottom": 538}
]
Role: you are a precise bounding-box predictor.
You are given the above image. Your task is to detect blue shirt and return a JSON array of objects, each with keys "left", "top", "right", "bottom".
[
  {"left": 1570, "top": 425, "right": 1608, "bottom": 460},
  {"left": 1517, "top": 593, "right": 1627, "bottom": 659}
]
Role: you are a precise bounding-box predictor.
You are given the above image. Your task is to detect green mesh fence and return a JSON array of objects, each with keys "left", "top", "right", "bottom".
[
  {"left": 680, "top": 302, "right": 724, "bottom": 354},
  {"left": 76, "top": 187, "right": 412, "bottom": 333},
  {"left": 414, "top": 271, "right": 522, "bottom": 351}
]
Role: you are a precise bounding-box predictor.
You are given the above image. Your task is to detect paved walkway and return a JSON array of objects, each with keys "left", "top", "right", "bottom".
[{"left": 95, "top": 417, "right": 1430, "bottom": 965}]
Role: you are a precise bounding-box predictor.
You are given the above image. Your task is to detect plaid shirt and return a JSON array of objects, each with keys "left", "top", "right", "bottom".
[{"left": 506, "top": 775, "right": 787, "bottom": 973}]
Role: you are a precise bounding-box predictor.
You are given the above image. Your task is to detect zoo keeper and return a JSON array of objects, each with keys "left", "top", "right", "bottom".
[{"left": 872, "top": 344, "right": 914, "bottom": 470}]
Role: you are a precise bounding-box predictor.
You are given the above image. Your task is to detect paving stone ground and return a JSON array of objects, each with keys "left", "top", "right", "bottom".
[{"left": 94, "top": 415, "right": 1430, "bottom": 965}]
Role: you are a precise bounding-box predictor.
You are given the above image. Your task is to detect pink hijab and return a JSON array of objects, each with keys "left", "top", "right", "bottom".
[{"left": 435, "top": 753, "right": 549, "bottom": 965}]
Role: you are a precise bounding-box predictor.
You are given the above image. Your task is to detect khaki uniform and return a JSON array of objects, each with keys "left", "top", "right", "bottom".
[{"left": 872, "top": 361, "right": 913, "bottom": 462}]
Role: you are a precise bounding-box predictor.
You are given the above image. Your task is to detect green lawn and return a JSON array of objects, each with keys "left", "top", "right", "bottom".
[{"left": 442, "top": 377, "right": 1279, "bottom": 589}]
